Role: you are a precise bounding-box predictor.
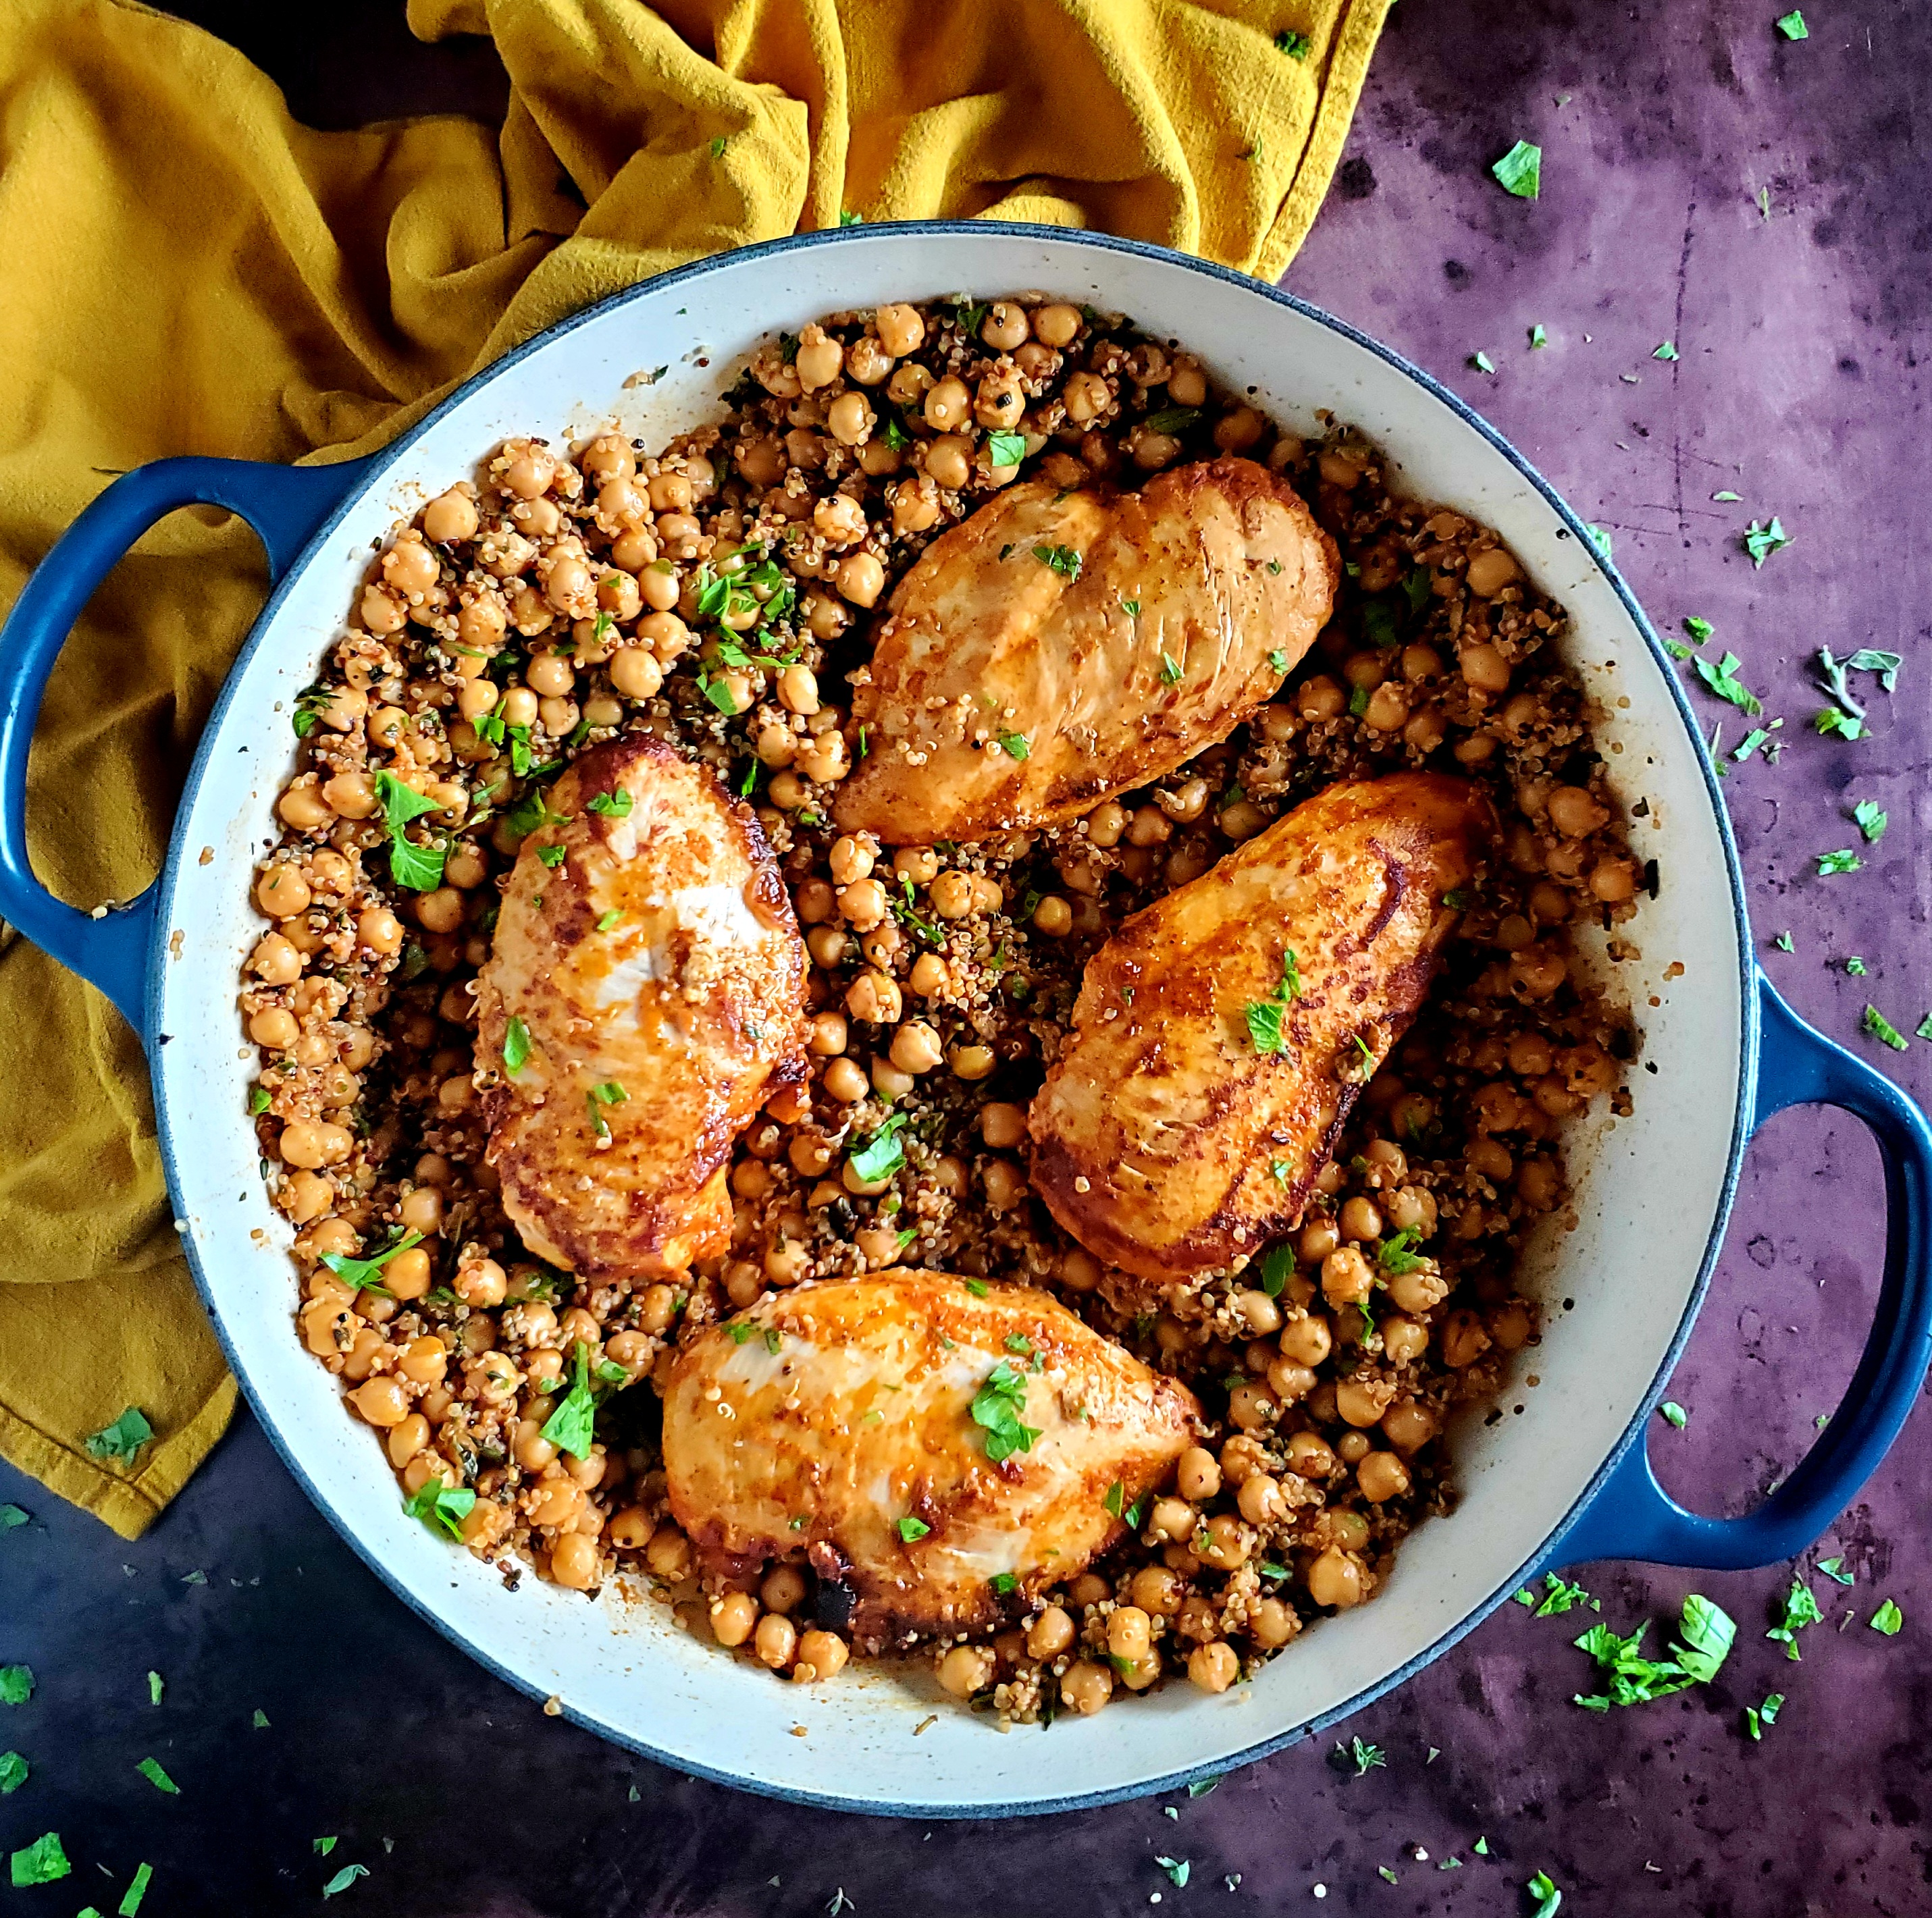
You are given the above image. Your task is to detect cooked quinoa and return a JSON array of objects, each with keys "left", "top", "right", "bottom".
[{"left": 240, "top": 292, "right": 1642, "bottom": 1718}]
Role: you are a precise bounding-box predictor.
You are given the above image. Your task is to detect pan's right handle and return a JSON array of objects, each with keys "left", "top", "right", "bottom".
[
  {"left": 1544, "top": 970, "right": 1932, "bottom": 1571},
  {"left": 0, "top": 456, "right": 372, "bottom": 1030}
]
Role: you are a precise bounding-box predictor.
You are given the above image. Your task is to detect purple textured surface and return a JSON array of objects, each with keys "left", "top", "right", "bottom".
[{"left": 5, "top": 1, "right": 1929, "bottom": 1913}]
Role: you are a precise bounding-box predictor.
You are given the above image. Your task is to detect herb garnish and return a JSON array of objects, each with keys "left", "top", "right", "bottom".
[
  {"left": 896, "top": 1516, "right": 931, "bottom": 1543},
  {"left": 587, "top": 789, "right": 634, "bottom": 818},
  {"left": 8, "top": 1832, "right": 68, "bottom": 1886},
  {"left": 1743, "top": 516, "right": 1792, "bottom": 566},
  {"left": 539, "top": 1342, "right": 598, "bottom": 1460},
  {"left": 1490, "top": 139, "right": 1542, "bottom": 198},
  {"left": 1342, "top": 1736, "right": 1385, "bottom": 1776},
  {"left": 985, "top": 431, "right": 1026, "bottom": 467},
  {"left": 1691, "top": 650, "right": 1763, "bottom": 716},
  {"left": 1852, "top": 799, "right": 1887, "bottom": 843},
  {"left": 1155, "top": 1858, "right": 1191, "bottom": 1888},
  {"left": 1259, "top": 1243, "right": 1294, "bottom": 1298},
  {"left": 1871, "top": 1598, "right": 1904, "bottom": 1635},
  {"left": 0, "top": 1666, "right": 32, "bottom": 1705},
  {"left": 1526, "top": 1871, "right": 1563, "bottom": 1917},
  {"left": 1159, "top": 651, "right": 1182, "bottom": 686},
  {"left": 1572, "top": 1593, "right": 1735, "bottom": 1707},
  {"left": 0, "top": 1752, "right": 24, "bottom": 1794},
  {"left": 997, "top": 731, "right": 1030, "bottom": 760},
  {"left": 319, "top": 1229, "right": 423, "bottom": 1293},
  {"left": 585, "top": 1079, "right": 627, "bottom": 1142},
  {"left": 502, "top": 1015, "right": 531, "bottom": 1075},
  {"left": 850, "top": 1114, "right": 908, "bottom": 1183},
  {"left": 136, "top": 1757, "right": 179, "bottom": 1795},
  {"left": 1816, "top": 848, "right": 1862, "bottom": 876},
  {"left": 1274, "top": 28, "right": 1311, "bottom": 55},
  {"left": 1243, "top": 947, "right": 1303, "bottom": 1054},
  {"left": 1031, "top": 543, "right": 1082, "bottom": 579},
  {"left": 1862, "top": 1005, "right": 1909, "bottom": 1052},
  {"left": 85, "top": 1407, "right": 154, "bottom": 1464},
  {"left": 371, "top": 770, "right": 446, "bottom": 892},
  {"left": 1776, "top": 9, "right": 1808, "bottom": 38},
  {"left": 404, "top": 1478, "right": 475, "bottom": 1540},
  {"left": 970, "top": 1361, "right": 1041, "bottom": 1464},
  {"left": 1765, "top": 1576, "right": 1825, "bottom": 1659}
]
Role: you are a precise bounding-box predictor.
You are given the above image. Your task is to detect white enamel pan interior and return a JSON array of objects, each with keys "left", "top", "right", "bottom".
[{"left": 150, "top": 225, "right": 1748, "bottom": 1815}]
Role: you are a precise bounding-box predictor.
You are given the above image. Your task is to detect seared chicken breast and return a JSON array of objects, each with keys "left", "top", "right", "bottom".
[
  {"left": 1030, "top": 774, "right": 1492, "bottom": 1292},
  {"left": 474, "top": 736, "right": 808, "bottom": 1278},
  {"left": 661, "top": 1274, "right": 1200, "bottom": 1650},
  {"left": 833, "top": 458, "right": 1338, "bottom": 845}
]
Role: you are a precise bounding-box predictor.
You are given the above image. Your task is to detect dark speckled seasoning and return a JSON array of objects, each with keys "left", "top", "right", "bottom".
[{"left": 7, "top": 1, "right": 1928, "bottom": 1912}]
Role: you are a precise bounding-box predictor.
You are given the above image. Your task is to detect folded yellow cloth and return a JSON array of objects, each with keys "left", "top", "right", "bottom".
[{"left": 0, "top": 0, "right": 1389, "bottom": 1535}]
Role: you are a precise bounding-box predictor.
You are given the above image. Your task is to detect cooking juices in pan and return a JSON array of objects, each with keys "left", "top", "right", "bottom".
[{"left": 239, "top": 294, "right": 1641, "bottom": 1722}]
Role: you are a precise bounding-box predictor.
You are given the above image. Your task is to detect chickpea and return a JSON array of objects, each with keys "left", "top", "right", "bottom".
[
  {"left": 1107, "top": 1605, "right": 1153, "bottom": 1663},
  {"left": 1321, "top": 1245, "right": 1374, "bottom": 1307},
  {"left": 454, "top": 1257, "right": 507, "bottom": 1309},
  {"left": 1278, "top": 1312, "right": 1332, "bottom": 1367},
  {"left": 949, "top": 1044, "right": 995, "bottom": 1082},
  {"left": 644, "top": 1524, "right": 694, "bottom": 1581},
  {"left": 845, "top": 969, "right": 902, "bottom": 1024},
  {"left": 280, "top": 1120, "right": 350, "bottom": 1169},
  {"left": 1283, "top": 1431, "right": 1336, "bottom": 1480},
  {"left": 924, "top": 433, "right": 972, "bottom": 491},
  {"left": 793, "top": 324, "right": 844, "bottom": 391},
  {"left": 1237, "top": 1474, "right": 1287, "bottom": 1525},
  {"left": 1197, "top": 1514, "right": 1251, "bottom": 1570},
  {"left": 819, "top": 1057, "right": 867, "bottom": 1104},
  {"left": 764, "top": 1239, "right": 813, "bottom": 1287},
  {"left": 548, "top": 1533, "right": 600, "bottom": 1590},
  {"left": 1140, "top": 1495, "right": 1189, "bottom": 1544},
  {"left": 1305, "top": 1546, "right": 1366, "bottom": 1610},
  {"left": 982, "top": 1158, "right": 1028, "bottom": 1211},
  {"left": 1356, "top": 1451, "right": 1411, "bottom": 1504},
  {"left": 837, "top": 878, "right": 888, "bottom": 932},
  {"left": 886, "top": 1020, "right": 943, "bottom": 1076},
  {"left": 711, "top": 1591, "right": 760, "bottom": 1647},
  {"left": 829, "top": 551, "right": 883, "bottom": 608},
  {"left": 922, "top": 375, "right": 970, "bottom": 431},
  {"left": 1547, "top": 784, "right": 1611, "bottom": 839},
  {"left": 1175, "top": 1446, "right": 1222, "bottom": 1501},
  {"left": 795, "top": 1628, "right": 850, "bottom": 1682},
  {"left": 255, "top": 865, "right": 311, "bottom": 920},
  {"left": 937, "top": 1644, "right": 995, "bottom": 1698},
  {"left": 1463, "top": 545, "right": 1521, "bottom": 597},
  {"left": 1187, "top": 1642, "right": 1240, "bottom": 1693},
  {"left": 1338, "top": 1196, "right": 1383, "bottom": 1244},
  {"left": 872, "top": 302, "right": 924, "bottom": 356}
]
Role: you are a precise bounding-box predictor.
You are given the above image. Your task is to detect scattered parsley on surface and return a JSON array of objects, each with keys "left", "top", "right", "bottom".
[
  {"left": 322, "top": 1863, "right": 369, "bottom": 1898},
  {"left": 1777, "top": 9, "right": 1808, "bottom": 38},
  {"left": 1692, "top": 649, "right": 1764, "bottom": 716},
  {"left": 1529, "top": 322, "right": 1548, "bottom": 348},
  {"left": 1470, "top": 350, "right": 1496, "bottom": 374},
  {"left": 1743, "top": 516, "right": 1793, "bottom": 566},
  {"left": 404, "top": 1479, "right": 476, "bottom": 1540},
  {"left": 9, "top": 1832, "right": 70, "bottom": 1887},
  {"left": 1342, "top": 1736, "right": 1385, "bottom": 1776},
  {"left": 1491, "top": 139, "right": 1542, "bottom": 198},
  {"left": 1659, "top": 1400, "right": 1689, "bottom": 1429},
  {"left": 1031, "top": 543, "right": 1082, "bottom": 579},
  {"left": 135, "top": 1757, "right": 178, "bottom": 1795},
  {"left": 1274, "top": 28, "right": 1311, "bottom": 55},
  {"left": 1585, "top": 523, "right": 1613, "bottom": 560},
  {"left": 0, "top": 1752, "right": 25, "bottom": 1794},
  {"left": 1766, "top": 1576, "right": 1825, "bottom": 1659},
  {"left": 1188, "top": 1776, "right": 1222, "bottom": 1798},
  {"left": 1653, "top": 341, "right": 1679, "bottom": 361},
  {"left": 147, "top": 1670, "right": 163, "bottom": 1706},
  {"left": 85, "top": 1406, "right": 154, "bottom": 1464},
  {"left": 1862, "top": 1005, "right": 1909, "bottom": 1053},
  {"left": 1871, "top": 1599, "right": 1904, "bottom": 1636},
  {"left": 1155, "top": 1857, "right": 1191, "bottom": 1888},
  {"left": 1852, "top": 799, "right": 1888, "bottom": 843},
  {"left": 1744, "top": 1692, "right": 1786, "bottom": 1740},
  {"left": 896, "top": 1516, "right": 931, "bottom": 1543},
  {"left": 1526, "top": 1869, "right": 1564, "bottom": 1917},
  {"left": 1573, "top": 1593, "right": 1734, "bottom": 1707},
  {"left": 970, "top": 1361, "right": 1041, "bottom": 1464},
  {"left": 0, "top": 1506, "right": 28, "bottom": 1535},
  {"left": 1816, "top": 848, "right": 1862, "bottom": 876},
  {"left": 1774, "top": 931, "right": 1795, "bottom": 952},
  {"left": 1817, "top": 1555, "right": 1854, "bottom": 1586}
]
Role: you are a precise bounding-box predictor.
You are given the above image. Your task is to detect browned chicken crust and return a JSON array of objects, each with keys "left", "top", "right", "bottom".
[
  {"left": 833, "top": 457, "right": 1338, "bottom": 845},
  {"left": 474, "top": 736, "right": 808, "bottom": 1279},
  {"left": 661, "top": 1273, "right": 1201, "bottom": 1651},
  {"left": 1029, "top": 774, "right": 1493, "bottom": 1291}
]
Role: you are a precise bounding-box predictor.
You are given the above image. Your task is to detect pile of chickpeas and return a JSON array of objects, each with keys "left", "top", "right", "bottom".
[{"left": 242, "top": 293, "right": 1640, "bottom": 1719}]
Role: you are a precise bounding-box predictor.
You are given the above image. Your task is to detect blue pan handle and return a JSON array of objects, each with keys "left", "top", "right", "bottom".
[
  {"left": 1545, "top": 968, "right": 1932, "bottom": 1571},
  {"left": 0, "top": 455, "right": 372, "bottom": 1030}
]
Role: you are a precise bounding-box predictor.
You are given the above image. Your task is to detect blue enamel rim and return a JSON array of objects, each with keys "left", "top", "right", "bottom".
[{"left": 143, "top": 221, "right": 1759, "bottom": 1819}]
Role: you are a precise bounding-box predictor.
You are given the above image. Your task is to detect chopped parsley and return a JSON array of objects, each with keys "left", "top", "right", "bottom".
[
  {"left": 1342, "top": 1736, "right": 1385, "bottom": 1777},
  {"left": 540, "top": 1342, "right": 599, "bottom": 1459},
  {"left": 1513, "top": 1573, "right": 1599, "bottom": 1618},
  {"left": 1155, "top": 1858, "right": 1191, "bottom": 1889},
  {"left": 9, "top": 1832, "right": 69, "bottom": 1887},
  {"left": 1274, "top": 28, "right": 1311, "bottom": 55},
  {"left": 1258, "top": 1243, "right": 1294, "bottom": 1298},
  {"left": 322, "top": 1863, "right": 369, "bottom": 1898},
  {"left": 1653, "top": 341, "right": 1679, "bottom": 361},
  {"left": 135, "top": 1757, "right": 178, "bottom": 1796},
  {"left": 984, "top": 431, "right": 1026, "bottom": 468},
  {"left": 849, "top": 1114, "right": 908, "bottom": 1183},
  {"left": 586, "top": 789, "right": 634, "bottom": 818},
  {"left": 1031, "top": 543, "right": 1082, "bottom": 579},
  {"left": 1862, "top": 1005, "right": 1910, "bottom": 1052},
  {"left": 1243, "top": 947, "right": 1303, "bottom": 1054},
  {"left": 1744, "top": 1692, "right": 1785, "bottom": 1740},
  {"left": 1846, "top": 956, "right": 1868, "bottom": 976},
  {"left": 1143, "top": 406, "right": 1203, "bottom": 435},
  {"left": 989, "top": 1572, "right": 1018, "bottom": 1595},
  {"left": 1376, "top": 1229, "right": 1428, "bottom": 1277},
  {"left": 1765, "top": 1576, "right": 1825, "bottom": 1659},
  {"left": 1490, "top": 139, "right": 1542, "bottom": 198},
  {"left": 1852, "top": 799, "right": 1888, "bottom": 843},
  {"left": 404, "top": 1479, "right": 475, "bottom": 1540},
  {"left": 1776, "top": 9, "right": 1808, "bottom": 38},
  {"left": 1659, "top": 1400, "right": 1689, "bottom": 1428},
  {"left": 970, "top": 1360, "right": 1041, "bottom": 1464},
  {"left": 1572, "top": 1593, "right": 1734, "bottom": 1707},
  {"left": 0, "top": 1752, "right": 23, "bottom": 1794},
  {"left": 1120, "top": 597, "right": 1141, "bottom": 618},
  {"left": 1586, "top": 523, "right": 1613, "bottom": 561},
  {"left": 1683, "top": 616, "right": 1715, "bottom": 644},
  {"left": 319, "top": 1229, "right": 423, "bottom": 1293},
  {"left": 708, "top": 135, "right": 727, "bottom": 159},
  {"left": 1871, "top": 1598, "right": 1904, "bottom": 1636},
  {"left": 502, "top": 1015, "right": 531, "bottom": 1074},
  {"left": 147, "top": 1669, "right": 163, "bottom": 1706},
  {"left": 372, "top": 770, "right": 446, "bottom": 892},
  {"left": 248, "top": 1086, "right": 272, "bottom": 1116},
  {"left": 0, "top": 1666, "right": 32, "bottom": 1705},
  {"left": 896, "top": 1516, "right": 931, "bottom": 1543},
  {"left": 1469, "top": 350, "right": 1496, "bottom": 375},
  {"left": 1267, "top": 647, "right": 1290, "bottom": 674},
  {"left": 997, "top": 731, "right": 1030, "bottom": 760},
  {"left": 1526, "top": 1871, "right": 1563, "bottom": 1917},
  {"left": 1529, "top": 322, "right": 1548, "bottom": 348},
  {"left": 1691, "top": 649, "right": 1763, "bottom": 716},
  {"left": 1743, "top": 516, "right": 1792, "bottom": 566},
  {"left": 1817, "top": 1555, "right": 1854, "bottom": 1585},
  {"left": 84, "top": 1407, "right": 154, "bottom": 1464},
  {"left": 1159, "top": 651, "right": 1183, "bottom": 686},
  {"left": 1816, "top": 848, "right": 1862, "bottom": 875},
  {"left": 586, "top": 1079, "right": 628, "bottom": 1142},
  {"left": 964, "top": 1278, "right": 990, "bottom": 1298}
]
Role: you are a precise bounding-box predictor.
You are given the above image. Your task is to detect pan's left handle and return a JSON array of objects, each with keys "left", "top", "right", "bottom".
[{"left": 0, "top": 456, "right": 373, "bottom": 1030}]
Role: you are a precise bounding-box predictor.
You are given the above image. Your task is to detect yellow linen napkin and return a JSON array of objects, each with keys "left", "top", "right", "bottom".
[{"left": 0, "top": 0, "right": 1390, "bottom": 1535}]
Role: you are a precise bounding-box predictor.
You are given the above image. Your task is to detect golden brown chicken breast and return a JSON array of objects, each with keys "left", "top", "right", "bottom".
[
  {"left": 473, "top": 736, "right": 808, "bottom": 1279},
  {"left": 1029, "top": 774, "right": 1492, "bottom": 1292},
  {"left": 660, "top": 1273, "right": 1200, "bottom": 1651},
  {"left": 833, "top": 457, "right": 1338, "bottom": 845}
]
